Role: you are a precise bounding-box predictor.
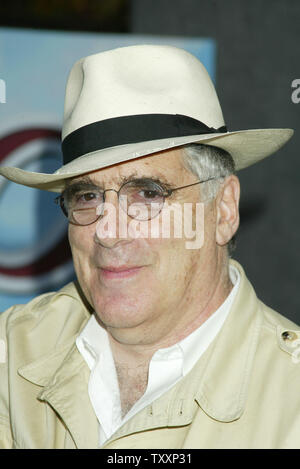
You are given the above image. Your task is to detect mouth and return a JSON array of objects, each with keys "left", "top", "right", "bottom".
[{"left": 99, "top": 265, "right": 144, "bottom": 280}]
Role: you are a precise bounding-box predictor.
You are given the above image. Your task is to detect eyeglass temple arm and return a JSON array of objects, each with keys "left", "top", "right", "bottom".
[{"left": 164, "top": 176, "right": 217, "bottom": 196}]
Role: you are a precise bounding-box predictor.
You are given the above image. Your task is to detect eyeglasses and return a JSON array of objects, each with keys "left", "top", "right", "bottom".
[{"left": 55, "top": 177, "right": 217, "bottom": 225}]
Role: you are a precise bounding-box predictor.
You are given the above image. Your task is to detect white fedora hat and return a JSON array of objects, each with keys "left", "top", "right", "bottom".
[{"left": 0, "top": 44, "right": 293, "bottom": 192}]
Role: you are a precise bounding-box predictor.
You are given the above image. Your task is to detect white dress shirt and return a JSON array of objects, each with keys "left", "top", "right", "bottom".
[{"left": 76, "top": 264, "right": 240, "bottom": 446}]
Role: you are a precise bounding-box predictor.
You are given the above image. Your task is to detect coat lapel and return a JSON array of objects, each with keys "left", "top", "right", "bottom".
[{"left": 18, "top": 337, "right": 99, "bottom": 449}]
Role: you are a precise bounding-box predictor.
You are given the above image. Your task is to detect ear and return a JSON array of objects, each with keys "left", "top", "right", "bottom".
[{"left": 215, "top": 175, "right": 240, "bottom": 247}]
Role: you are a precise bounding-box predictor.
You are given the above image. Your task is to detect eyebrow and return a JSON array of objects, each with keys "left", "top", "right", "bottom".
[
  {"left": 63, "top": 172, "right": 174, "bottom": 194},
  {"left": 63, "top": 177, "right": 100, "bottom": 199}
]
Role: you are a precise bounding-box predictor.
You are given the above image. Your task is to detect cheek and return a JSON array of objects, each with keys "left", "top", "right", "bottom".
[
  {"left": 69, "top": 225, "right": 85, "bottom": 257},
  {"left": 68, "top": 223, "right": 96, "bottom": 249},
  {"left": 68, "top": 225, "right": 94, "bottom": 281},
  {"left": 152, "top": 236, "right": 196, "bottom": 289}
]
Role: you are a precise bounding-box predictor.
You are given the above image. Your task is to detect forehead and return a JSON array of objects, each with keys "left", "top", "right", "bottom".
[{"left": 68, "top": 147, "right": 191, "bottom": 186}]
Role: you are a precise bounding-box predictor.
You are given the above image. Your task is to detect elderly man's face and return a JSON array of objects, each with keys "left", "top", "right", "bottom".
[{"left": 68, "top": 148, "right": 238, "bottom": 346}]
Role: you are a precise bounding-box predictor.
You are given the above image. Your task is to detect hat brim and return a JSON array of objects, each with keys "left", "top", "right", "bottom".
[{"left": 0, "top": 128, "right": 293, "bottom": 192}]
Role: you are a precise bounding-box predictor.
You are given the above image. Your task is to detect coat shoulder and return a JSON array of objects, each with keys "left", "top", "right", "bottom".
[
  {"left": 0, "top": 291, "right": 57, "bottom": 329},
  {"left": 0, "top": 282, "right": 91, "bottom": 378},
  {"left": 0, "top": 282, "right": 90, "bottom": 331}
]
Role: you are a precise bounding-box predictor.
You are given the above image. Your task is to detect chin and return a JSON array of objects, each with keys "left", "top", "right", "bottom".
[{"left": 92, "top": 291, "right": 153, "bottom": 330}]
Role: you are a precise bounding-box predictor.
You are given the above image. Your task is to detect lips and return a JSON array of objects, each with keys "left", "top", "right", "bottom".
[{"left": 99, "top": 265, "right": 144, "bottom": 280}]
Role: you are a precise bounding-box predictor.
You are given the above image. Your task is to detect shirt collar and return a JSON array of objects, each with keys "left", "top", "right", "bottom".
[{"left": 75, "top": 315, "right": 107, "bottom": 371}]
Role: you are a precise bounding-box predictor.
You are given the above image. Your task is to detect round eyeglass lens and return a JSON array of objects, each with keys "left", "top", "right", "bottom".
[
  {"left": 120, "top": 180, "right": 165, "bottom": 221},
  {"left": 67, "top": 190, "right": 104, "bottom": 225}
]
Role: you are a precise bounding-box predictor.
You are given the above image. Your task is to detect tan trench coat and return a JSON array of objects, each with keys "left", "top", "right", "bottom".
[{"left": 1, "top": 260, "right": 300, "bottom": 449}]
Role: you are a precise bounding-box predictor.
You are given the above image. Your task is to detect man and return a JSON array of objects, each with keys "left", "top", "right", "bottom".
[{"left": 0, "top": 45, "right": 299, "bottom": 449}]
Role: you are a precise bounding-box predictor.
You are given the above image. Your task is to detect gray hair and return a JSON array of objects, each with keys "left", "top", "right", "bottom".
[{"left": 182, "top": 143, "right": 237, "bottom": 253}]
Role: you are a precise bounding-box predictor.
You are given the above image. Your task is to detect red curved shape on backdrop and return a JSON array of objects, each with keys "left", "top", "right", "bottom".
[
  {"left": 0, "top": 128, "right": 72, "bottom": 277},
  {"left": 0, "top": 128, "right": 61, "bottom": 161}
]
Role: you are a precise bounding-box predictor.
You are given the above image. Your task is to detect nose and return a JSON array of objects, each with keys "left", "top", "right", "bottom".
[
  {"left": 94, "top": 189, "right": 131, "bottom": 249},
  {"left": 103, "top": 188, "right": 118, "bottom": 198}
]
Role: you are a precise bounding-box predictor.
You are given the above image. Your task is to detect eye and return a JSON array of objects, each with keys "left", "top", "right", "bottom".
[
  {"left": 74, "top": 191, "right": 102, "bottom": 207},
  {"left": 78, "top": 192, "right": 97, "bottom": 202},
  {"left": 140, "top": 189, "right": 161, "bottom": 199}
]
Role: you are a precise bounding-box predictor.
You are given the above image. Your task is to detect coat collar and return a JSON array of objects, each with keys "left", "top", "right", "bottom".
[
  {"left": 193, "top": 259, "right": 263, "bottom": 422},
  {"left": 18, "top": 281, "right": 91, "bottom": 386},
  {"left": 37, "top": 344, "right": 99, "bottom": 449}
]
